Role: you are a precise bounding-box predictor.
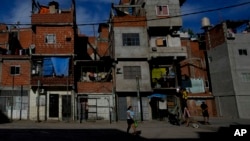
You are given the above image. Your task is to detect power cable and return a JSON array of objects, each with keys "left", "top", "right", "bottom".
[{"left": 2, "top": 1, "right": 250, "bottom": 27}]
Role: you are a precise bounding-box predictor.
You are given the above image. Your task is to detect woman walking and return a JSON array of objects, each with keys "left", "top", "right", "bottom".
[{"left": 126, "top": 106, "right": 137, "bottom": 134}]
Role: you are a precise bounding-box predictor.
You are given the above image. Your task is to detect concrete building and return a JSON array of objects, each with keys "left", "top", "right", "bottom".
[
  {"left": 109, "top": 0, "right": 188, "bottom": 121},
  {"left": 204, "top": 20, "right": 250, "bottom": 119}
]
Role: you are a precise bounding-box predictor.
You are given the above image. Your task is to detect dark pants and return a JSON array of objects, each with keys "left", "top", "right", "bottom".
[{"left": 127, "top": 119, "right": 134, "bottom": 133}]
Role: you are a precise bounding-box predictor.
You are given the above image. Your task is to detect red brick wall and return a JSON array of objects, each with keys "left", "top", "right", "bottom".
[
  {"left": 180, "top": 40, "right": 206, "bottom": 78},
  {"left": 99, "top": 26, "right": 109, "bottom": 39},
  {"left": 1, "top": 60, "right": 30, "bottom": 86},
  {"left": 19, "top": 28, "right": 33, "bottom": 49},
  {"left": 0, "top": 24, "right": 9, "bottom": 49},
  {"left": 98, "top": 26, "right": 109, "bottom": 56},
  {"left": 31, "top": 12, "right": 73, "bottom": 24},
  {"left": 34, "top": 26, "right": 74, "bottom": 54},
  {"left": 113, "top": 16, "right": 147, "bottom": 27},
  {"left": 207, "top": 24, "right": 225, "bottom": 49},
  {"left": 77, "top": 82, "right": 113, "bottom": 93}
]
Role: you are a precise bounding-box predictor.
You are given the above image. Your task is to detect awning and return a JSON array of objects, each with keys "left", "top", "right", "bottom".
[{"left": 148, "top": 94, "right": 167, "bottom": 99}]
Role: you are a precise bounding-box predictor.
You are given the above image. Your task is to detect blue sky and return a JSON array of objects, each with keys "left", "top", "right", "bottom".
[
  {"left": 181, "top": 0, "right": 250, "bottom": 33},
  {"left": 0, "top": 0, "right": 250, "bottom": 36}
]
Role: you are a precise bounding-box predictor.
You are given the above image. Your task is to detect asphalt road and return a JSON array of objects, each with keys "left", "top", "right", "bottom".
[{"left": 0, "top": 118, "right": 250, "bottom": 141}]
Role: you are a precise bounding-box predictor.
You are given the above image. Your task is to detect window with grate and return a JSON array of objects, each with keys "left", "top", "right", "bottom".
[
  {"left": 45, "top": 34, "right": 56, "bottom": 44},
  {"left": 10, "top": 66, "right": 20, "bottom": 75},
  {"left": 122, "top": 33, "right": 140, "bottom": 46},
  {"left": 241, "top": 73, "right": 250, "bottom": 82},
  {"left": 123, "top": 66, "right": 141, "bottom": 79}
]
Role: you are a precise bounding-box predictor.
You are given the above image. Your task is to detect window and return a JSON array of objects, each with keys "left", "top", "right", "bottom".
[
  {"left": 45, "top": 34, "right": 56, "bottom": 44},
  {"left": 155, "top": 38, "right": 167, "bottom": 47},
  {"left": 123, "top": 66, "right": 141, "bottom": 79},
  {"left": 238, "top": 49, "right": 247, "bottom": 56},
  {"left": 122, "top": 33, "right": 140, "bottom": 46},
  {"left": 241, "top": 73, "right": 250, "bottom": 82},
  {"left": 10, "top": 66, "right": 20, "bottom": 75},
  {"left": 156, "top": 5, "right": 169, "bottom": 16}
]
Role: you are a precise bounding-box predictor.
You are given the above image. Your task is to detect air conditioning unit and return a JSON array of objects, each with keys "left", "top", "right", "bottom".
[{"left": 152, "top": 47, "right": 157, "bottom": 51}]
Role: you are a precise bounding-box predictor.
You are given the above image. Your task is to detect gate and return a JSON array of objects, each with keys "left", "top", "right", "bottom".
[{"left": 0, "top": 96, "right": 28, "bottom": 120}]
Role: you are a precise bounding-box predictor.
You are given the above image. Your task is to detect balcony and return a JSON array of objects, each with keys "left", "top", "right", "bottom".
[
  {"left": 31, "top": 76, "right": 74, "bottom": 86},
  {"left": 150, "top": 46, "right": 187, "bottom": 58},
  {"left": 77, "top": 82, "right": 113, "bottom": 94}
]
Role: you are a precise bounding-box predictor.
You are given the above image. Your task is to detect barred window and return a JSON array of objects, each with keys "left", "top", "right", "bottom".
[
  {"left": 123, "top": 66, "right": 141, "bottom": 79},
  {"left": 241, "top": 73, "right": 250, "bottom": 82},
  {"left": 122, "top": 33, "right": 140, "bottom": 46},
  {"left": 45, "top": 34, "right": 56, "bottom": 44},
  {"left": 10, "top": 66, "right": 20, "bottom": 75}
]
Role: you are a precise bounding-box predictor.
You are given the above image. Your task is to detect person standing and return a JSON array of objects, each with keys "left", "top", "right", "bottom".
[
  {"left": 126, "top": 106, "right": 136, "bottom": 134},
  {"left": 180, "top": 88, "right": 188, "bottom": 111},
  {"left": 183, "top": 105, "right": 191, "bottom": 127},
  {"left": 200, "top": 102, "right": 209, "bottom": 124}
]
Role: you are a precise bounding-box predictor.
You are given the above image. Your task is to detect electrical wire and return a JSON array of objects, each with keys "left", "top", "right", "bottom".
[{"left": 2, "top": 1, "right": 250, "bottom": 27}]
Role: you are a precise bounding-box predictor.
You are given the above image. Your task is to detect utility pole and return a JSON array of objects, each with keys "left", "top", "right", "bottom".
[
  {"left": 19, "top": 85, "right": 23, "bottom": 120},
  {"left": 37, "top": 80, "right": 40, "bottom": 122},
  {"left": 136, "top": 76, "right": 143, "bottom": 121}
]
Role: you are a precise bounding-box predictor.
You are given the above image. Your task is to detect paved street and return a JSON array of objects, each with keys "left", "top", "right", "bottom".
[{"left": 0, "top": 117, "right": 250, "bottom": 141}]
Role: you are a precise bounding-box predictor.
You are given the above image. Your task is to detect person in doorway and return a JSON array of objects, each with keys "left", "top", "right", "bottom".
[
  {"left": 200, "top": 101, "right": 209, "bottom": 124},
  {"left": 126, "top": 106, "right": 137, "bottom": 134},
  {"left": 183, "top": 105, "right": 191, "bottom": 127}
]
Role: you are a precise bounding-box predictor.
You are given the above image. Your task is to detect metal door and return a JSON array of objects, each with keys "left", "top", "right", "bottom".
[
  {"left": 49, "top": 94, "right": 59, "bottom": 117},
  {"left": 62, "top": 95, "right": 71, "bottom": 121},
  {"left": 117, "top": 97, "right": 127, "bottom": 120}
]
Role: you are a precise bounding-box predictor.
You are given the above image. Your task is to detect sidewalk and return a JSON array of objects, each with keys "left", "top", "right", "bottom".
[{"left": 1, "top": 116, "right": 250, "bottom": 140}]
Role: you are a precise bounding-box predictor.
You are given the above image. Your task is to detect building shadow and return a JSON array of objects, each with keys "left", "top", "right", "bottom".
[
  {"left": 0, "top": 110, "right": 10, "bottom": 124},
  {"left": 0, "top": 125, "right": 249, "bottom": 141},
  {"left": 0, "top": 129, "right": 147, "bottom": 141}
]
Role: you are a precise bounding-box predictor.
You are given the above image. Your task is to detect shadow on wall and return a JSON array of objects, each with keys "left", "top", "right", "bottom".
[{"left": 0, "top": 110, "right": 10, "bottom": 124}]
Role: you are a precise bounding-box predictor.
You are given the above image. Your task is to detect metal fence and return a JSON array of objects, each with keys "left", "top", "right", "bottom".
[{"left": 0, "top": 96, "right": 28, "bottom": 120}]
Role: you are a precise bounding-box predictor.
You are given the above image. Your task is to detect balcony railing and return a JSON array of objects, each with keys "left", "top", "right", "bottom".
[
  {"left": 77, "top": 81, "right": 113, "bottom": 93},
  {"left": 31, "top": 76, "right": 74, "bottom": 86}
]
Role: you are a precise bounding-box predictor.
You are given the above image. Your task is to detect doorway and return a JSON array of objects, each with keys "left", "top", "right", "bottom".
[
  {"left": 62, "top": 95, "right": 71, "bottom": 121},
  {"left": 49, "top": 94, "right": 59, "bottom": 117}
]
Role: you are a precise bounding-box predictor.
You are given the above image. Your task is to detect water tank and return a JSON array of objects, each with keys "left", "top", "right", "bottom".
[
  {"left": 49, "top": 1, "right": 59, "bottom": 14},
  {"left": 201, "top": 17, "right": 211, "bottom": 28}
]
